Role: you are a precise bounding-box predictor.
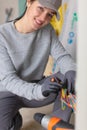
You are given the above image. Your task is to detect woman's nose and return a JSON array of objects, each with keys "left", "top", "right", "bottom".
[{"left": 39, "top": 13, "right": 47, "bottom": 22}]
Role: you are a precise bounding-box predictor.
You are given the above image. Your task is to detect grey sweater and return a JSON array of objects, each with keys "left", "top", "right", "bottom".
[{"left": 0, "top": 21, "right": 76, "bottom": 100}]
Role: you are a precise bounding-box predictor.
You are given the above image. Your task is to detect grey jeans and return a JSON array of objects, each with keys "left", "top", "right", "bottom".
[{"left": 0, "top": 79, "right": 72, "bottom": 130}]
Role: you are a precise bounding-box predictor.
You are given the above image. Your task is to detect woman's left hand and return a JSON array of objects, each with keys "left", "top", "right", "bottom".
[{"left": 64, "top": 70, "right": 76, "bottom": 94}]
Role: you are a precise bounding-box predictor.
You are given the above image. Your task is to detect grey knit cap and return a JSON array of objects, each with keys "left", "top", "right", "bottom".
[{"left": 38, "top": 0, "right": 62, "bottom": 20}]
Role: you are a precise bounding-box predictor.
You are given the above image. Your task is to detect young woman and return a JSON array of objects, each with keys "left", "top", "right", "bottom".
[{"left": 0, "top": 0, "right": 76, "bottom": 129}]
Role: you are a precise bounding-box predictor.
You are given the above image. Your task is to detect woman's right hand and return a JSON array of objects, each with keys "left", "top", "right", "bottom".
[{"left": 41, "top": 72, "right": 64, "bottom": 97}]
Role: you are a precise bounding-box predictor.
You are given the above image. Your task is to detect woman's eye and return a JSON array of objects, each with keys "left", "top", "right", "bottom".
[
  {"left": 48, "top": 13, "right": 54, "bottom": 19},
  {"left": 37, "top": 7, "right": 43, "bottom": 12}
]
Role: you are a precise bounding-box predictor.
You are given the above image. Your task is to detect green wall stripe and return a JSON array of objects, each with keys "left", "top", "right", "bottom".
[{"left": 18, "top": 0, "right": 26, "bottom": 16}]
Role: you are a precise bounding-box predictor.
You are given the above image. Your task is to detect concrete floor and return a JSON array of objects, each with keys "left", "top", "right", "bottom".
[
  {"left": 20, "top": 104, "right": 54, "bottom": 130},
  {"left": 20, "top": 103, "right": 75, "bottom": 130}
]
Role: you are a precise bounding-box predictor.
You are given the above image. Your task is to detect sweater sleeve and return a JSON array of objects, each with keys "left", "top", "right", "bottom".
[
  {"left": 50, "top": 29, "right": 76, "bottom": 74},
  {"left": 0, "top": 42, "right": 45, "bottom": 100}
]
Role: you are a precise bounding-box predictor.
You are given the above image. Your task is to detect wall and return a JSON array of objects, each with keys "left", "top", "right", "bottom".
[
  {"left": 0, "top": 0, "right": 18, "bottom": 24},
  {"left": 76, "top": 0, "right": 87, "bottom": 129},
  {"left": 18, "top": 0, "right": 26, "bottom": 16},
  {"left": 50, "top": 0, "right": 77, "bottom": 75}
]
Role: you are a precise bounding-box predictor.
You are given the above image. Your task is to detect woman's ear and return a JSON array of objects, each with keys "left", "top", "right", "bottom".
[{"left": 26, "top": 0, "right": 31, "bottom": 7}]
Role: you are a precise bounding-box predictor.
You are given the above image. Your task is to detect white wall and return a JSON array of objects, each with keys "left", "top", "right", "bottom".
[
  {"left": 0, "top": 0, "right": 18, "bottom": 24},
  {"left": 76, "top": 0, "right": 87, "bottom": 129}
]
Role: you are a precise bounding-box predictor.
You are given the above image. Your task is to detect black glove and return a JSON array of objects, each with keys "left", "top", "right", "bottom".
[
  {"left": 41, "top": 72, "right": 64, "bottom": 97},
  {"left": 64, "top": 70, "right": 76, "bottom": 94}
]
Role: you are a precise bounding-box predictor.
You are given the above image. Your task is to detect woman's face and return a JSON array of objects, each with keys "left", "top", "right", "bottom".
[{"left": 25, "top": 0, "right": 56, "bottom": 31}]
